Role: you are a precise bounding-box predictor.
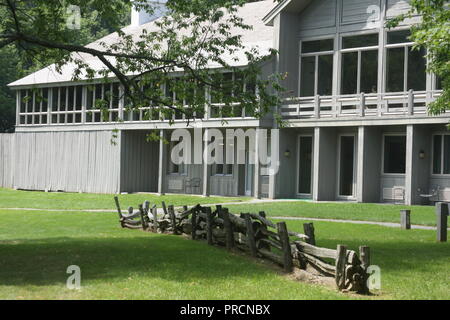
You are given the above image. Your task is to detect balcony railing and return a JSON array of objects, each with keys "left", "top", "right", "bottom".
[{"left": 281, "top": 90, "right": 444, "bottom": 120}]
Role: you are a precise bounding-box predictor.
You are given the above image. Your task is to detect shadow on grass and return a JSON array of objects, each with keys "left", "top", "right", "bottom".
[{"left": 0, "top": 234, "right": 274, "bottom": 287}]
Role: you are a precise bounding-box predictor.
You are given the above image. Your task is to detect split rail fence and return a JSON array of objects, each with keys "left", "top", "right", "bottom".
[{"left": 114, "top": 197, "right": 371, "bottom": 294}]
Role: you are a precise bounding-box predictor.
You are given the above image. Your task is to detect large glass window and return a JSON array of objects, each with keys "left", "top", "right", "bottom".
[
  {"left": 386, "top": 30, "right": 427, "bottom": 92},
  {"left": 341, "top": 34, "right": 379, "bottom": 94},
  {"left": 433, "top": 135, "right": 450, "bottom": 175},
  {"left": 383, "top": 135, "right": 406, "bottom": 174},
  {"left": 300, "top": 39, "right": 334, "bottom": 97}
]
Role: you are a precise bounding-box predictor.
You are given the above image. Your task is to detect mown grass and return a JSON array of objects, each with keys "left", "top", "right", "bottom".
[
  {"left": 0, "top": 209, "right": 448, "bottom": 300},
  {"left": 0, "top": 210, "right": 346, "bottom": 300},
  {"left": 0, "top": 188, "right": 250, "bottom": 211},
  {"left": 279, "top": 219, "right": 450, "bottom": 300},
  {"left": 227, "top": 201, "right": 443, "bottom": 227}
]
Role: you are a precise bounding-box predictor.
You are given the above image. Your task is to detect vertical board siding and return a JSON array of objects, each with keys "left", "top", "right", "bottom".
[
  {"left": 120, "top": 131, "right": 159, "bottom": 193},
  {"left": 0, "top": 134, "right": 15, "bottom": 188},
  {"left": 10, "top": 131, "right": 121, "bottom": 194}
]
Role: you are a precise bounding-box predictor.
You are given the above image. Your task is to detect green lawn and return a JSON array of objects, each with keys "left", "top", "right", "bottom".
[
  {"left": 227, "top": 201, "right": 443, "bottom": 227},
  {"left": 0, "top": 209, "right": 448, "bottom": 300},
  {"left": 0, "top": 210, "right": 346, "bottom": 300},
  {"left": 0, "top": 188, "right": 250, "bottom": 211}
]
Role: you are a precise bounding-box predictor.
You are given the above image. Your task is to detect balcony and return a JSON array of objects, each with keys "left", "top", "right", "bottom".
[{"left": 281, "top": 90, "right": 445, "bottom": 121}]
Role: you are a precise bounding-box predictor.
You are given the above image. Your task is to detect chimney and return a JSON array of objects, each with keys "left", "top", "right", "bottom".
[{"left": 131, "top": 0, "right": 168, "bottom": 27}]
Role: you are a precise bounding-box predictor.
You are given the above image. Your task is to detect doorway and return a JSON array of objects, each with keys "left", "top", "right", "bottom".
[
  {"left": 338, "top": 135, "right": 356, "bottom": 198},
  {"left": 297, "top": 136, "right": 313, "bottom": 196}
]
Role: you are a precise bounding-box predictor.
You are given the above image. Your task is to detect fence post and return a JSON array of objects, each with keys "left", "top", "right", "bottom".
[
  {"left": 335, "top": 245, "right": 347, "bottom": 290},
  {"left": 168, "top": 205, "right": 177, "bottom": 235},
  {"left": 138, "top": 204, "right": 148, "bottom": 230},
  {"left": 222, "top": 208, "right": 235, "bottom": 250},
  {"left": 277, "top": 222, "right": 293, "bottom": 272},
  {"left": 303, "top": 223, "right": 316, "bottom": 245},
  {"left": 151, "top": 206, "right": 158, "bottom": 232},
  {"left": 436, "top": 202, "right": 448, "bottom": 242},
  {"left": 161, "top": 201, "right": 168, "bottom": 219},
  {"left": 244, "top": 214, "right": 258, "bottom": 257},
  {"left": 359, "top": 246, "right": 370, "bottom": 270},
  {"left": 400, "top": 210, "right": 411, "bottom": 230},
  {"left": 113, "top": 196, "right": 122, "bottom": 220},
  {"left": 205, "top": 207, "right": 214, "bottom": 245},
  {"left": 191, "top": 207, "right": 198, "bottom": 240}
]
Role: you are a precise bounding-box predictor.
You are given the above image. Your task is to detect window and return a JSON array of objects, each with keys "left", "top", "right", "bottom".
[
  {"left": 300, "top": 39, "right": 334, "bottom": 97},
  {"left": 212, "top": 140, "right": 233, "bottom": 176},
  {"left": 341, "top": 34, "right": 379, "bottom": 94},
  {"left": 433, "top": 135, "right": 450, "bottom": 175},
  {"left": 386, "top": 30, "right": 427, "bottom": 92},
  {"left": 168, "top": 140, "right": 186, "bottom": 175},
  {"left": 383, "top": 135, "right": 406, "bottom": 174}
]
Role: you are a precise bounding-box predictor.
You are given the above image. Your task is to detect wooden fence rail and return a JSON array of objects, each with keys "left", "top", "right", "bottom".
[{"left": 113, "top": 197, "right": 371, "bottom": 294}]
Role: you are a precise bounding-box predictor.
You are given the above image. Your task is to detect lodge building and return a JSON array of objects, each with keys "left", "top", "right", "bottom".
[{"left": 1, "top": 0, "right": 449, "bottom": 205}]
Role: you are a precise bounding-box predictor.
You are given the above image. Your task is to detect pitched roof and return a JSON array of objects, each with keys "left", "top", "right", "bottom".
[{"left": 9, "top": 0, "right": 276, "bottom": 88}]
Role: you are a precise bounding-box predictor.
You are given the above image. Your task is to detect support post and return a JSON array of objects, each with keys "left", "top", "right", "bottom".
[
  {"left": 205, "top": 207, "right": 214, "bottom": 245},
  {"left": 407, "top": 89, "right": 414, "bottom": 115},
  {"left": 360, "top": 92, "right": 366, "bottom": 117},
  {"left": 222, "top": 208, "right": 234, "bottom": 250},
  {"left": 277, "top": 222, "right": 293, "bottom": 272},
  {"left": 203, "top": 128, "right": 210, "bottom": 197},
  {"left": 254, "top": 128, "right": 261, "bottom": 199},
  {"left": 158, "top": 130, "right": 166, "bottom": 195},
  {"left": 244, "top": 214, "right": 258, "bottom": 257},
  {"left": 191, "top": 207, "right": 198, "bottom": 240},
  {"left": 436, "top": 202, "right": 448, "bottom": 242},
  {"left": 314, "top": 95, "right": 320, "bottom": 119},
  {"left": 303, "top": 223, "right": 316, "bottom": 245},
  {"left": 400, "top": 210, "right": 411, "bottom": 230},
  {"left": 168, "top": 205, "right": 178, "bottom": 235},
  {"left": 359, "top": 246, "right": 370, "bottom": 271},
  {"left": 335, "top": 245, "right": 348, "bottom": 290},
  {"left": 152, "top": 206, "right": 158, "bottom": 232}
]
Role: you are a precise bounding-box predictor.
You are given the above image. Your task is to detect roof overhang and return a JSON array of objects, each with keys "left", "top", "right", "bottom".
[{"left": 262, "top": 0, "right": 312, "bottom": 26}]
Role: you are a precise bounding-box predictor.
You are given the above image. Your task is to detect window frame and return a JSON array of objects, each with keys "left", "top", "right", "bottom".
[
  {"left": 384, "top": 29, "right": 427, "bottom": 93},
  {"left": 339, "top": 32, "right": 380, "bottom": 95},
  {"left": 431, "top": 133, "right": 450, "bottom": 176},
  {"left": 298, "top": 37, "right": 335, "bottom": 97}
]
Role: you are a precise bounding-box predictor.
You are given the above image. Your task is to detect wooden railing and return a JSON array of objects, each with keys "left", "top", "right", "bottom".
[
  {"left": 281, "top": 90, "right": 444, "bottom": 120},
  {"left": 114, "top": 197, "right": 371, "bottom": 294}
]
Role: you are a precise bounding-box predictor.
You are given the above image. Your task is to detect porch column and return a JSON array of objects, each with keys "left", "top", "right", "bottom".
[
  {"left": 268, "top": 129, "right": 279, "bottom": 199},
  {"left": 405, "top": 125, "right": 431, "bottom": 205},
  {"left": 312, "top": 127, "right": 337, "bottom": 201},
  {"left": 202, "top": 128, "right": 210, "bottom": 197},
  {"left": 356, "top": 126, "right": 365, "bottom": 203},
  {"left": 254, "top": 128, "right": 261, "bottom": 199},
  {"left": 312, "top": 127, "right": 321, "bottom": 201},
  {"left": 405, "top": 125, "right": 414, "bottom": 205},
  {"left": 158, "top": 130, "right": 167, "bottom": 195},
  {"left": 356, "top": 126, "right": 382, "bottom": 203}
]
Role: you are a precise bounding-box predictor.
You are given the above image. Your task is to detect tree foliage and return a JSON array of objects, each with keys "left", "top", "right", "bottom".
[
  {"left": 387, "top": 0, "right": 450, "bottom": 117},
  {"left": 0, "top": 0, "right": 284, "bottom": 128},
  {"left": 0, "top": 1, "right": 131, "bottom": 132}
]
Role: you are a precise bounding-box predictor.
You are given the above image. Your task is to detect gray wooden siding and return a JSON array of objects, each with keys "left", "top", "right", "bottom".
[
  {"left": 120, "top": 131, "right": 159, "bottom": 193},
  {"left": 299, "top": 0, "right": 337, "bottom": 30},
  {"left": 341, "top": 0, "right": 381, "bottom": 25},
  {"left": 11, "top": 131, "right": 121, "bottom": 193},
  {"left": 0, "top": 134, "right": 15, "bottom": 188},
  {"left": 386, "top": 0, "right": 411, "bottom": 18}
]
